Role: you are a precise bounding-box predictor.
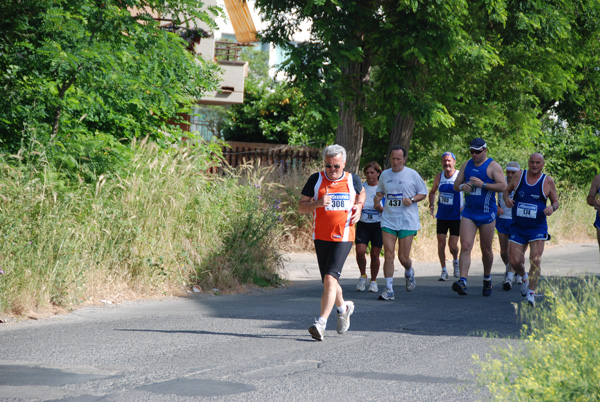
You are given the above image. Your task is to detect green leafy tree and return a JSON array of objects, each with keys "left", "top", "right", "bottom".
[
  {"left": 221, "top": 79, "right": 336, "bottom": 145},
  {"left": 256, "top": 0, "right": 380, "bottom": 172},
  {"left": 221, "top": 41, "right": 336, "bottom": 145},
  {"left": 255, "top": 0, "right": 600, "bottom": 175},
  {"left": 0, "top": 0, "right": 220, "bottom": 154},
  {"left": 241, "top": 45, "right": 271, "bottom": 85}
]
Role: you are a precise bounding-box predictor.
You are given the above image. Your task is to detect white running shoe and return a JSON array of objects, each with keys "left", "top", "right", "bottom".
[
  {"left": 525, "top": 292, "right": 535, "bottom": 306},
  {"left": 368, "top": 281, "right": 378, "bottom": 292},
  {"left": 515, "top": 274, "right": 523, "bottom": 285},
  {"left": 520, "top": 280, "right": 529, "bottom": 297},
  {"left": 378, "top": 288, "right": 395, "bottom": 300},
  {"left": 453, "top": 260, "right": 460, "bottom": 278},
  {"left": 309, "top": 320, "right": 326, "bottom": 341},
  {"left": 439, "top": 270, "right": 449, "bottom": 281},
  {"left": 356, "top": 276, "right": 367, "bottom": 292},
  {"left": 405, "top": 273, "right": 416, "bottom": 292},
  {"left": 336, "top": 301, "right": 355, "bottom": 334},
  {"left": 502, "top": 277, "right": 512, "bottom": 291}
]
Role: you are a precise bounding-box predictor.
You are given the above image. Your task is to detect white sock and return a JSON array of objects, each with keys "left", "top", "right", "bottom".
[
  {"left": 405, "top": 267, "right": 414, "bottom": 278},
  {"left": 317, "top": 317, "right": 327, "bottom": 325},
  {"left": 337, "top": 304, "right": 347, "bottom": 314},
  {"left": 506, "top": 272, "right": 514, "bottom": 281},
  {"left": 441, "top": 267, "right": 447, "bottom": 272},
  {"left": 386, "top": 277, "right": 393, "bottom": 290},
  {"left": 522, "top": 273, "right": 529, "bottom": 282}
]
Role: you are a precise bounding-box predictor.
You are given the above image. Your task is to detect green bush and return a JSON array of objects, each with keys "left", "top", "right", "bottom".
[{"left": 476, "top": 277, "right": 600, "bottom": 401}]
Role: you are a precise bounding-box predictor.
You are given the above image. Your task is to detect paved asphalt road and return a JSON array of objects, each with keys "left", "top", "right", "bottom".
[{"left": 1, "top": 243, "right": 598, "bottom": 401}]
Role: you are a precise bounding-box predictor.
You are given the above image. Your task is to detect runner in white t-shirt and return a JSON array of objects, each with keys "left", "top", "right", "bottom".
[{"left": 373, "top": 146, "right": 428, "bottom": 301}]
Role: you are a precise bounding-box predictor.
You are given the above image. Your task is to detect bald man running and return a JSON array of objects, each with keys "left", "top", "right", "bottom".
[{"left": 503, "top": 153, "right": 559, "bottom": 306}]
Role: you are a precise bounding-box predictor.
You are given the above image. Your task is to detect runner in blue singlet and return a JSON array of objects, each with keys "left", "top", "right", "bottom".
[
  {"left": 451, "top": 138, "right": 506, "bottom": 297},
  {"left": 428, "top": 152, "right": 462, "bottom": 281},
  {"left": 503, "top": 153, "right": 559, "bottom": 307}
]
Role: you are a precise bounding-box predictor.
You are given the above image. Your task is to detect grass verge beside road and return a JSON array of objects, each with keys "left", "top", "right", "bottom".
[{"left": 0, "top": 140, "right": 286, "bottom": 317}]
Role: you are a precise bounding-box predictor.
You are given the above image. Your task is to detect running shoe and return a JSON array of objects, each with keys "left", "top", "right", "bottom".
[
  {"left": 452, "top": 280, "right": 468, "bottom": 296},
  {"left": 336, "top": 301, "right": 355, "bottom": 334},
  {"left": 502, "top": 277, "right": 512, "bottom": 291},
  {"left": 514, "top": 274, "right": 523, "bottom": 284},
  {"left": 525, "top": 292, "right": 535, "bottom": 306},
  {"left": 439, "top": 270, "right": 449, "bottom": 281},
  {"left": 368, "top": 281, "right": 378, "bottom": 292},
  {"left": 378, "top": 288, "right": 395, "bottom": 301},
  {"left": 405, "top": 273, "right": 416, "bottom": 292},
  {"left": 356, "top": 276, "right": 367, "bottom": 292},
  {"left": 453, "top": 260, "right": 460, "bottom": 278},
  {"left": 308, "top": 319, "right": 326, "bottom": 341},
  {"left": 520, "top": 280, "right": 529, "bottom": 297},
  {"left": 482, "top": 279, "right": 492, "bottom": 297}
]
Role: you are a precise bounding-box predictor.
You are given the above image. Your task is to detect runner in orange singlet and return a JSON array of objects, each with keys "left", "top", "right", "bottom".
[{"left": 299, "top": 144, "right": 365, "bottom": 341}]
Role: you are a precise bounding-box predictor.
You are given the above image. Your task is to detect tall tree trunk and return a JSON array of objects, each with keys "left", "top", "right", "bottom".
[
  {"left": 336, "top": 97, "right": 364, "bottom": 173},
  {"left": 51, "top": 65, "right": 82, "bottom": 140},
  {"left": 386, "top": 112, "right": 415, "bottom": 168},
  {"left": 335, "top": 58, "right": 371, "bottom": 174}
]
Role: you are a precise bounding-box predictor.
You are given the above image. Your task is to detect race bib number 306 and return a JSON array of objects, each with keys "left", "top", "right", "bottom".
[
  {"left": 325, "top": 193, "right": 351, "bottom": 211},
  {"left": 387, "top": 193, "right": 404, "bottom": 207},
  {"left": 516, "top": 202, "right": 537, "bottom": 218}
]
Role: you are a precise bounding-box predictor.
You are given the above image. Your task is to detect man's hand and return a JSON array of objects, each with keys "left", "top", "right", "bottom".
[{"left": 350, "top": 204, "right": 362, "bottom": 225}]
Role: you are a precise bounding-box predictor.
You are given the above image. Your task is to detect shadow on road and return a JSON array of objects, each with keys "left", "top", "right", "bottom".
[{"left": 169, "top": 272, "right": 526, "bottom": 340}]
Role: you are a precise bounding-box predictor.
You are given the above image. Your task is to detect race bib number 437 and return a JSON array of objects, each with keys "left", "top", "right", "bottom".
[
  {"left": 325, "top": 193, "right": 351, "bottom": 211},
  {"left": 387, "top": 193, "right": 404, "bottom": 207}
]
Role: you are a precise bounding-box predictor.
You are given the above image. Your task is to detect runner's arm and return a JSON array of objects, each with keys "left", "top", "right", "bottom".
[
  {"left": 587, "top": 175, "right": 600, "bottom": 209},
  {"left": 428, "top": 172, "right": 441, "bottom": 216},
  {"left": 544, "top": 176, "right": 559, "bottom": 216}
]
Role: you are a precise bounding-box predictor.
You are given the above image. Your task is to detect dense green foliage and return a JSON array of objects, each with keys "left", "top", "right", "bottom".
[
  {"left": 221, "top": 46, "right": 337, "bottom": 146},
  {"left": 254, "top": 0, "right": 600, "bottom": 183},
  {"left": 0, "top": 0, "right": 219, "bottom": 158},
  {"left": 221, "top": 79, "right": 337, "bottom": 145},
  {"left": 476, "top": 277, "right": 600, "bottom": 401}
]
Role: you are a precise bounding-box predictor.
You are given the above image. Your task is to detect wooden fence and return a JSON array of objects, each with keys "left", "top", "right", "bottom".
[{"left": 222, "top": 141, "right": 321, "bottom": 173}]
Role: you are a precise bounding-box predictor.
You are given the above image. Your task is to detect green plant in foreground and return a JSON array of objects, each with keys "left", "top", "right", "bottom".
[{"left": 476, "top": 277, "right": 600, "bottom": 401}]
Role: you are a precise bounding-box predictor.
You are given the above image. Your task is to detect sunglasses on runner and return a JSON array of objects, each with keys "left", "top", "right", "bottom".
[
  {"left": 325, "top": 164, "right": 342, "bottom": 169},
  {"left": 470, "top": 149, "right": 484, "bottom": 155}
]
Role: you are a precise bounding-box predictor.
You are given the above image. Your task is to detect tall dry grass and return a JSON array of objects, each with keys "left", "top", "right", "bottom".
[{"left": 0, "top": 139, "right": 285, "bottom": 316}]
